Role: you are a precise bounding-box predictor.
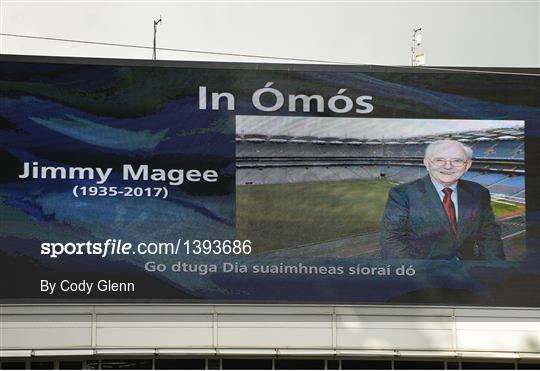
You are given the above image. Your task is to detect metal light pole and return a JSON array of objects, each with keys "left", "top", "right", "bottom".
[
  {"left": 152, "top": 16, "right": 162, "bottom": 60},
  {"left": 411, "top": 27, "right": 424, "bottom": 66}
]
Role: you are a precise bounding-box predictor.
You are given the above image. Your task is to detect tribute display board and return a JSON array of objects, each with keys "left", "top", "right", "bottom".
[{"left": 1, "top": 55, "right": 539, "bottom": 306}]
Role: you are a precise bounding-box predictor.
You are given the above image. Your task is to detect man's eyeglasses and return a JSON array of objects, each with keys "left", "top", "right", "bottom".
[{"left": 430, "top": 158, "right": 468, "bottom": 167}]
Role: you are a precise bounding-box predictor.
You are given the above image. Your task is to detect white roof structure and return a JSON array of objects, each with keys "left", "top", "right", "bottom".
[{"left": 236, "top": 116, "right": 524, "bottom": 144}]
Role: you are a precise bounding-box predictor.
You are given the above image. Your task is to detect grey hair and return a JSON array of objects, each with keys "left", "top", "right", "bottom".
[{"left": 424, "top": 139, "right": 473, "bottom": 160}]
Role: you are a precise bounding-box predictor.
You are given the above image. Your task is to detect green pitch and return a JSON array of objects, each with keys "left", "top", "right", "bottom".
[
  {"left": 236, "top": 179, "right": 395, "bottom": 253},
  {"left": 491, "top": 200, "right": 525, "bottom": 218}
]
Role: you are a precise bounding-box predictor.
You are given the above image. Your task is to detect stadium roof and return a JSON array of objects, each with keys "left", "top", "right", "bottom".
[{"left": 236, "top": 116, "right": 524, "bottom": 144}]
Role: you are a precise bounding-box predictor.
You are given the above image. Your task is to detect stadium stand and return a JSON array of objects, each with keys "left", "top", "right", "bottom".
[
  {"left": 238, "top": 142, "right": 433, "bottom": 159},
  {"left": 239, "top": 165, "right": 431, "bottom": 185},
  {"left": 489, "top": 176, "right": 525, "bottom": 197},
  {"left": 382, "top": 166, "right": 426, "bottom": 182},
  {"left": 499, "top": 215, "right": 526, "bottom": 238},
  {"left": 472, "top": 140, "right": 523, "bottom": 160},
  {"left": 514, "top": 190, "right": 525, "bottom": 199},
  {"left": 512, "top": 143, "right": 525, "bottom": 159},
  {"left": 471, "top": 142, "right": 499, "bottom": 158},
  {"left": 460, "top": 171, "right": 481, "bottom": 181},
  {"left": 239, "top": 141, "right": 522, "bottom": 160},
  {"left": 495, "top": 141, "right": 523, "bottom": 159},
  {"left": 236, "top": 126, "right": 525, "bottom": 202},
  {"left": 468, "top": 173, "right": 508, "bottom": 187}
]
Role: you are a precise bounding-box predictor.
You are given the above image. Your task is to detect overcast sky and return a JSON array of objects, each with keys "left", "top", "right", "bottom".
[{"left": 0, "top": 1, "right": 539, "bottom": 67}]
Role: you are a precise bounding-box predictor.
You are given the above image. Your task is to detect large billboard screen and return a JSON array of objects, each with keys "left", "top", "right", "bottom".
[{"left": 1, "top": 55, "right": 539, "bottom": 306}]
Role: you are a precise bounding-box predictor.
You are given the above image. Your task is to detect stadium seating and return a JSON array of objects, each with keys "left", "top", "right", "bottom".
[
  {"left": 494, "top": 141, "right": 522, "bottom": 159},
  {"left": 471, "top": 141, "right": 522, "bottom": 159},
  {"left": 488, "top": 176, "right": 525, "bottom": 197},
  {"left": 468, "top": 173, "right": 507, "bottom": 187},
  {"left": 237, "top": 165, "right": 413, "bottom": 185},
  {"left": 460, "top": 171, "right": 481, "bottom": 181},
  {"left": 384, "top": 166, "right": 427, "bottom": 182},
  {"left": 236, "top": 138, "right": 524, "bottom": 188},
  {"left": 512, "top": 143, "right": 525, "bottom": 159},
  {"left": 471, "top": 142, "right": 498, "bottom": 159},
  {"left": 237, "top": 142, "right": 427, "bottom": 158}
]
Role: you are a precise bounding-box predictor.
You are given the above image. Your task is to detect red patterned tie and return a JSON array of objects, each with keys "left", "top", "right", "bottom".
[{"left": 442, "top": 188, "right": 457, "bottom": 234}]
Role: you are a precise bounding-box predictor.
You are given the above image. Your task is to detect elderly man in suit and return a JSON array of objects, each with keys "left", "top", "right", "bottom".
[{"left": 380, "top": 139, "right": 505, "bottom": 260}]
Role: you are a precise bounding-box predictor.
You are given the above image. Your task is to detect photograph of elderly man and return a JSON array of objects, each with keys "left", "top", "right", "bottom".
[{"left": 380, "top": 139, "right": 505, "bottom": 260}]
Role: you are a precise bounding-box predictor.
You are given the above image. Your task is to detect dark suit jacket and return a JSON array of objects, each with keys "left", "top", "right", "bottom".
[{"left": 380, "top": 175, "right": 505, "bottom": 260}]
